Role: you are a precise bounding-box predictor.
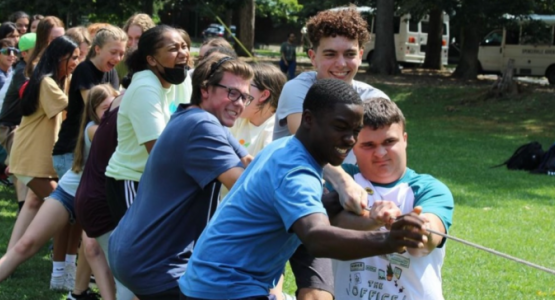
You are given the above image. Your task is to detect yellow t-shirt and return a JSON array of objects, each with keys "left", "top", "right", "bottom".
[{"left": 10, "top": 77, "right": 68, "bottom": 178}]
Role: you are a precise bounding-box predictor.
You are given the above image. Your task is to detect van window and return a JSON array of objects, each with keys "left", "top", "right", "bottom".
[
  {"left": 481, "top": 30, "right": 503, "bottom": 46},
  {"left": 421, "top": 22, "right": 449, "bottom": 35},
  {"left": 520, "top": 22, "right": 552, "bottom": 45},
  {"left": 505, "top": 29, "right": 520, "bottom": 45},
  {"left": 409, "top": 19, "right": 418, "bottom": 32},
  {"left": 394, "top": 16, "right": 400, "bottom": 34}
]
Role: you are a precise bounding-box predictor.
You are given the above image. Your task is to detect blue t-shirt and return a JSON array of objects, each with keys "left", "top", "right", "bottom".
[
  {"left": 179, "top": 136, "right": 328, "bottom": 299},
  {"left": 108, "top": 105, "right": 245, "bottom": 295}
]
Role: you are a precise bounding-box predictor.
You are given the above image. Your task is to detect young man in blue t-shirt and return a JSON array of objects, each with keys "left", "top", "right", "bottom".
[
  {"left": 331, "top": 97, "right": 454, "bottom": 300},
  {"left": 179, "top": 79, "right": 429, "bottom": 300}
]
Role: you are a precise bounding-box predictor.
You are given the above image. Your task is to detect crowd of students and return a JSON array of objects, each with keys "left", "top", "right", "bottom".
[{"left": 0, "top": 7, "right": 453, "bottom": 300}]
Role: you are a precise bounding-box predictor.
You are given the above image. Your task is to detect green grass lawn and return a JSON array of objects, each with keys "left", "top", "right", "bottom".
[{"left": 1, "top": 76, "right": 554, "bottom": 299}]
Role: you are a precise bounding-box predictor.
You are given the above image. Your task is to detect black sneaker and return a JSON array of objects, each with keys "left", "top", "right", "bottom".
[{"left": 66, "top": 288, "right": 100, "bottom": 300}]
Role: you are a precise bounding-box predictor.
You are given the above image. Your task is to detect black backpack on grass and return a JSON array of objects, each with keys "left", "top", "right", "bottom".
[
  {"left": 531, "top": 143, "right": 555, "bottom": 175},
  {"left": 493, "top": 141, "right": 544, "bottom": 171}
]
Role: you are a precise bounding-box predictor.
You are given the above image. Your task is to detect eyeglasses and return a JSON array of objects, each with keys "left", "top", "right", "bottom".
[
  {"left": 213, "top": 83, "right": 254, "bottom": 105},
  {"left": 0, "top": 47, "right": 20, "bottom": 56}
]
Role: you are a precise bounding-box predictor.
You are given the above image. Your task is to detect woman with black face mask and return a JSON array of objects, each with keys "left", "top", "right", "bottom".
[
  {"left": 105, "top": 24, "right": 191, "bottom": 232},
  {"left": 103, "top": 26, "right": 192, "bottom": 299}
]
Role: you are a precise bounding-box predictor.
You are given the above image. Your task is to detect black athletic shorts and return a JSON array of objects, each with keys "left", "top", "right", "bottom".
[
  {"left": 105, "top": 176, "right": 139, "bottom": 225},
  {"left": 137, "top": 286, "right": 181, "bottom": 300},
  {"left": 289, "top": 244, "right": 334, "bottom": 296}
]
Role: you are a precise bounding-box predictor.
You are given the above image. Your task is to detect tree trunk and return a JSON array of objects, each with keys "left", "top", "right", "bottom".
[
  {"left": 224, "top": 10, "right": 233, "bottom": 40},
  {"left": 422, "top": 7, "right": 443, "bottom": 69},
  {"left": 488, "top": 59, "right": 518, "bottom": 97},
  {"left": 452, "top": 21, "right": 481, "bottom": 79},
  {"left": 369, "top": 0, "right": 400, "bottom": 75},
  {"left": 234, "top": 0, "right": 255, "bottom": 57}
]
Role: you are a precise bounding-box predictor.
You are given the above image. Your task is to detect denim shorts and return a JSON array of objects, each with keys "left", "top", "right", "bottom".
[
  {"left": 52, "top": 153, "right": 74, "bottom": 178},
  {"left": 47, "top": 185, "right": 76, "bottom": 224}
]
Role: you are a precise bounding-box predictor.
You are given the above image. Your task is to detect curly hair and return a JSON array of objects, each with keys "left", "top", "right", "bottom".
[
  {"left": 306, "top": 7, "right": 370, "bottom": 50},
  {"left": 122, "top": 13, "right": 155, "bottom": 34}
]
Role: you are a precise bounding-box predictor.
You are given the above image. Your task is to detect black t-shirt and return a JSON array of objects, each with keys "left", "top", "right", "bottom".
[
  {"left": 0, "top": 61, "right": 27, "bottom": 126},
  {"left": 52, "top": 59, "right": 118, "bottom": 155}
]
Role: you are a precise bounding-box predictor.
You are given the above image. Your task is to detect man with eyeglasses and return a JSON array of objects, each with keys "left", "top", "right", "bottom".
[{"left": 107, "top": 53, "right": 255, "bottom": 300}]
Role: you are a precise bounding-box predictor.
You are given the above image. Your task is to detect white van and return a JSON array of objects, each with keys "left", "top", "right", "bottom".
[
  {"left": 331, "top": 6, "right": 450, "bottom": 65},
  {"left": 478, "top": 14, "right": 555, "bottom": 84}
]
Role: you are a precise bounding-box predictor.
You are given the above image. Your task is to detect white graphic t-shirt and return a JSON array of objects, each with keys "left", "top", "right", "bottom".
[{"left": 332, "top": 166, "right": 454, "bottom": 300}]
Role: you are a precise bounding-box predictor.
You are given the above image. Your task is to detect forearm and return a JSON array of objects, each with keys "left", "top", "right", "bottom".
[
  {"left": 322, "top": 164, "right": 349, "bottom": 188},
  {"left": 303, "top": 226, "right": 394, "bottom": 261},
  {"left": 407, "top": 213, "right": 445, "bottom": 257},
  {"left": 322, "top": 164, "right": 365, "bottom": 214},
  {"left": 331, "top": 210, "right": 381, "bottom": 231},
  {"left": 321, "top": 191, "right": 342, "bottom": 218}
]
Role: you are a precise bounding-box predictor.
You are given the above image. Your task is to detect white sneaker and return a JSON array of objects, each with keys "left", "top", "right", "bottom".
[
  {"left": 64, "top": 264, "right": 76, "bottom": 291},
  {"left": 50, "top": 275, "right": 66, "bottom": 291}
]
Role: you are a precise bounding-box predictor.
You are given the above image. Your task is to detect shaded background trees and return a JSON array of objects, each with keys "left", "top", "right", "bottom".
[{"left": 1, "top": 0, "right": 554, "bottom": 80}]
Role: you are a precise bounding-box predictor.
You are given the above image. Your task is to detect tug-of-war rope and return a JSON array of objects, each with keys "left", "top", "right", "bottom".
[{"left": 364, "top": 207, "right": 555, "bottom": 276}]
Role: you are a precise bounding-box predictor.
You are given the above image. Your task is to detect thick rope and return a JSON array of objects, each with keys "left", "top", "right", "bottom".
[
  {"left": 426, "top": 228, "right": 555, "bottom": 276},
  {"left": 364, "top": 207, "right": 555, "bottom": 276}
]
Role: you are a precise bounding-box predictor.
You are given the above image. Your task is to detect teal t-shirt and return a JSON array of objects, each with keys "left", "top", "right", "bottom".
[{"left": 331, "top": 164, "right": 454, "bottom": 246}]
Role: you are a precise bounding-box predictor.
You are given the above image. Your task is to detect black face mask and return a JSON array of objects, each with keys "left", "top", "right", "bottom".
[{"left": 158, "top": 62, "right": 189, "bottom": 85}]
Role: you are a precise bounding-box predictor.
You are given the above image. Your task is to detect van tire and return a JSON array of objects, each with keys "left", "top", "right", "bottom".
[{"left": 546, "top": 65, "right": 555, "bottom": 85}]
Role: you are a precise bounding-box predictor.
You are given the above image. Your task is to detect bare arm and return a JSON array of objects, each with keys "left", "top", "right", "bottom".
[
  {"left": 323, "top": 165, "right": 367, "bottom": 215},
  {"left": 80, "top": 89, "right": 90, "bottom": 104},
  {"left": 217, "top": 167, "right": 244, "bottom": 190},
  {"left": 86, "top": 125, "right": 99, "bottom": 142},
  {"left": 407, "top": 212, "right": 446, "bottom": 257},
  {"left": 144, "top": 140, "right": 156, "bottom": 154},
  {"left": 240, "top": 154, "right": 254, "bottom": 168},
  {"left": 291, "top": 212, "right": 427, "bottom": 261},
  {"left": 331, "top": 200, "right": 403, "bottom": 231}
]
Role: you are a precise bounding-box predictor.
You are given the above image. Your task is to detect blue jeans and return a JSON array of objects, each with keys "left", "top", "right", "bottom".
[
  {"left": 279, "top": 59, "right": 296, "bottom": 80},
  {"left": 52, "top": 153, "right": 74, "bottom": 178},
  {"left": 48, "top": 185, "right": 76, "bottom": 223}
]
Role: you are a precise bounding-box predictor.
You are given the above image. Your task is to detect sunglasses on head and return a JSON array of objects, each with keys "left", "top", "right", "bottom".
[{"left": 0, "top": 47, "right": 20, "bottom": 56}]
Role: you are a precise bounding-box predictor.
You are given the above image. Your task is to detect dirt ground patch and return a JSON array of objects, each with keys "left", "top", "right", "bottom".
[{"left": 248, "top": 56, "right": 554, "bottom": 95}]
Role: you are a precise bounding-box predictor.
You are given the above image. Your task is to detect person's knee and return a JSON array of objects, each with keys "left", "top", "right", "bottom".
[
  {"left": 83, "top": 238, "right": 102, "bottom": 259},
  {"left": 24, "top": 196, "right": 42, "bottom": 210},
  {"left": 297, "top": 288, "right": 333, "bottom": 300},
  {"left": 13, "top": 235, "right": 39, "bottom": 257}
]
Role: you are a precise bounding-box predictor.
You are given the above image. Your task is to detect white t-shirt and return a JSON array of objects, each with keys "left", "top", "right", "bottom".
[
  {"left": 229, "top": 116, "right": 275, "bottom": 157},
  {"left": 58, "top": 121, "right": 95, "bottom": 196},
  {"left": 332, "top": 171, "right": 449, "bottom": 300},
  {"left": 106, "top": 70, "right": 187, "bottom": 182},
  {"left": 273, "top": 71, "right": 389, "bottom": 142}
]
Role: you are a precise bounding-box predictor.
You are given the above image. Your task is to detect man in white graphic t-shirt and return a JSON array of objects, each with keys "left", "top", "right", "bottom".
[{"left": 331, "top": 97, "right": 454, "bottom": 300}]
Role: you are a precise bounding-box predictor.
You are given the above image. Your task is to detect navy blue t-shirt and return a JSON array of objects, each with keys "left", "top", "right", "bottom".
[{"left": 108, "top": 104, "right": 245, "bottom": 295}]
